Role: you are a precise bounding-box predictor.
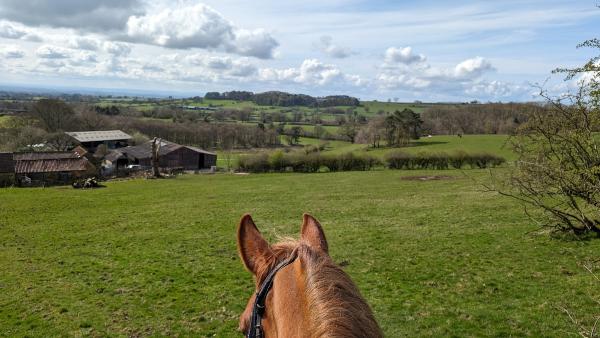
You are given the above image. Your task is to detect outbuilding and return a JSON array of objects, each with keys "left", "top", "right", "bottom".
[
  {"left": 14, "top": 152, "right": 96, "bottom": 186},
  {"left": 0, "top": 152, "right": 15, "bottom": 187},
  {"left": 118, "top": 140, "right": 217, "bottom": 171},
  {"left": 66, "top": 130, "right": 132, "bottom": 153}
]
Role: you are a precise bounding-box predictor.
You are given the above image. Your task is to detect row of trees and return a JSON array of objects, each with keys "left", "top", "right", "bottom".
[
  {"left": 204, "top": 90, "right": 360, "bottom": 107},
  {"left": 356, "top": 109, "right": 423, "bottom": 147},
  {"left": 0, "top": 99, "right": 282, "bottom": 152},
  {"left": 421, "top": 103, "right": 535, "bottom": 135},
  {"left": 118, "top": 117, "right": 281, "bottom": 150}
]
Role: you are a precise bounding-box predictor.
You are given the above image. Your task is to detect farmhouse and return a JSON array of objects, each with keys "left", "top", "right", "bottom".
[
  {"left": 0, "top": 152, "right": 15, "bottom": 187},
  {"left": 65, "top": 130, "right": 132, "bottom": 153},
  {"left": 108, "top": 139, "right": 217, "bottom": 172},
  {"left": 14, "top": 152, "right": 96, "bottom": 186}
]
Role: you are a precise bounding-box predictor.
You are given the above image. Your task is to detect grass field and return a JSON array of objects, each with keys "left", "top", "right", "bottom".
[
  {"left": 217, "top": 134, "right": 514, "bottom": 169},
  {"left": 365, "top": 134, "right": 516, "bottom": 160},
  {"left": 1, "top": 170, "right": 598, "bottom": 337},
  {"left": 298, "top": 134, "right": 515, "bottom": 159},
  {"left": 359, "top": 101, "right": 432, "bottom": 115}
]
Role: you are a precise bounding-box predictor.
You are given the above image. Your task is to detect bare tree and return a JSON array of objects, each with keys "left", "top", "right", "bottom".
[
  {"left": 77, "top": 106, "right": 110, "bottom": 130},
  {"left": 46, "top": 132, "right": 75, "bottom": 151},
  {"left": 32, "top": 99, "right": 76, "bottom": 132},
  {"left": 496, "top": 38, "right": 600, "bottom": 235},
  {"left": 152, "top": 137, "right": 162, "bottom": 178}
]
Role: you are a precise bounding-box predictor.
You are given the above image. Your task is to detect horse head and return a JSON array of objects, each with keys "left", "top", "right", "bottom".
[{"left": 236, "top": 213, "right": 382, "bottom": 337}]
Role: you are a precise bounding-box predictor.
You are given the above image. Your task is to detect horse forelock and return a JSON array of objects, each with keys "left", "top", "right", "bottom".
[{"left": 262, "top": 239, "right": 383, "bottom": 337}]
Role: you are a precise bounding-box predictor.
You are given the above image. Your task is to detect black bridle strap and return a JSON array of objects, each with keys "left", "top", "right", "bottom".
[{"left": 247, "top": 252, "right": 298, "bottom": 338}]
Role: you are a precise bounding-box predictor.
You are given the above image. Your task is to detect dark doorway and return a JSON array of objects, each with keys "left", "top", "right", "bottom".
[{"left": 198, "top": 154, "right": 205, "bottom": 169}]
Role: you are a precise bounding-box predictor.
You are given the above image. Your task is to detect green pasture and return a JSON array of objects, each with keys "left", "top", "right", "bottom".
[
  {"left": 364, "top": 135, "right": 516, "bottom": 160},
  {"left": 297, "top": 134, "right": 515, "bottom": 160},
  {"left": 216, "top": 134, "right": 515, "bottom": 169},
  {"left": 359, "top": 101, "right": 433, "bottom": 115},
  {"left": 0, "top": 170, "right": 598, "bottom": 337}
]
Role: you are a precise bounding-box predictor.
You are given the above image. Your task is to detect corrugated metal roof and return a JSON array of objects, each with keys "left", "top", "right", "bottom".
[
  {"left": 186, "top": 145, "right": 217, "bottom": 156},
  {"left": 104, "top": 150, "right": 125, "bottom": 162},
  {"left": 0, "top": 153, "right": 15, "bottom": 173},
  {"left": 73, "top": 146, "right": 88, "bottom": 157},
  {"left": 15, "top": 158, "right": 90, "bottom": 174},
  {"left": 14, "top": 152, "right": 80, "bottom": 161},
  {"left": 121, "top": 140, "right": 216, "bottom": 159},
  {"left": 66, "top": 130, "right": 132, "bottom": 142}
]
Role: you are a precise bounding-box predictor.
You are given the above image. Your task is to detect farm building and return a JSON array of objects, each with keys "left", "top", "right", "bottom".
[
  {"left": 0, "top": 152, "right": 15, "bottom": 187},
  {"left": 106, "top": 140, "right": 216, "bottom": 172},
  {"left": 101, "top": 149, "right": 128, "bottom": 176},
  {"left": 14, "top": 152, "right": 96, "bottom": 186},
  {"left": 65, "top": 130, "right": 132, "bottom": 153}
]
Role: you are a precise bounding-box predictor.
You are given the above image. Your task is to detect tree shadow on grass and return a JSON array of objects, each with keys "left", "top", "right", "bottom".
[{"left": 406, "top": 141, "right": 449, "bottom": 148}]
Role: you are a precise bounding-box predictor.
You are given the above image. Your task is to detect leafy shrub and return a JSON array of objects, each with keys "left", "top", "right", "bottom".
[
  {"left": 238, "top": 153, "right": 270, "bottom": 173},
  {"left": 384, "top": 151, "right": 505, "bottom": 170},
  {"left": 384, "top": 151, "right": 412, "bottom": 169},
  {"left": 335, "top": 152, "right": 379, "bottom": 171},
  {"left": 464, "top": 152, "right": 506, "bottom": 169},
  {"left": 320, "top": 154, "right": 340, "bottom": 172},
  {"left": 269, "top": 150, "right": 291, "bottom": 172},
  {"left": 449, "top": 151, "right": 468, "bottom": 169},
  {"left": 237, "top": 151, "right": 380, "bottom": 173},
  {"left": 287, "top": 152, "right": 321, "bottom": 173}
]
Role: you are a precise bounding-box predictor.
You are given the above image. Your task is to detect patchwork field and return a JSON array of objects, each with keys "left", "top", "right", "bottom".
[
  {"left": 1, "top": 170, "right": 598, "bottom": 337},
  {"left": 217, "top": 134, "right": 515, "bottom": 167}
]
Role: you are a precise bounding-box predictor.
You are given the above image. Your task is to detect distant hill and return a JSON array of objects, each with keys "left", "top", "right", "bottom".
[{"left": 204, "top": 90, "right": 360, "bottom": 107}]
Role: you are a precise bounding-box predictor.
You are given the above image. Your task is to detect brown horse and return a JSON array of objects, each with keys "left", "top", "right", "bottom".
[{"left": 237, "top": 213, "right": 383, "bottom": 337}]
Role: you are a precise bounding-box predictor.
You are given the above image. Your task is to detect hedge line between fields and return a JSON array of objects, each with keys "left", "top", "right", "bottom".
[{"left": 237, "top": 150, "right": 506, "bottom": 173}]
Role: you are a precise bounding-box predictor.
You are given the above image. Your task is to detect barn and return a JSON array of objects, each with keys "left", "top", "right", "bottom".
[
  {"left": 0, "top": 152, "right": 15, "bottom": 187},
  {"left": 118, "top": 140, "right": 217, "bottom": 171},
  {"left": 65, "top": 130, "right": 132, "bottom": 153},
  {"left": 14, "top": 152, "right": 96, "bottom": 186}
]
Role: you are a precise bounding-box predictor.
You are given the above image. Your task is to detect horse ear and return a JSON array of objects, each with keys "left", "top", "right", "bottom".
[
  {"left": 237, "top": 214, "right": 272, "bottom": 275},
  {"left": 301, "top": 213, "right": 328, "bottom": 253}
]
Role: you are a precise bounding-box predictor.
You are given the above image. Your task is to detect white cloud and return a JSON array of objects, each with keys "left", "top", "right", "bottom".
[
  {"left": 0, "top": 44, "right": 25, "bottom": 59},
  {"left": 259, "top": 58, "right": 362, "bottom": 87},
  {"left": 126, "top": 3, "right": 278, "bottom": 59},
  {"left": 0, "top": 20, "right": 42, "bottom": 41},
  {"left": 377, "top": 46, "right": 498, "bottom": 94},
  {"left": 185, "top": 53, "right": 258, "bottom": 77},
  {"left": 466, "top": 80, "right": 524, "bottom": 99},
  {"left": 68, "top": 51, "right": 98, "bottom": 66},
  {"left": 229, "top": 28, "right": 278, "bottom": 59},
  {"left": 36, "top": 45, "right": 72, "bottom": 59},
  {"left": 0, "top": 0, "right": 142, "bottom": 32},
  {"left": 454, "top": 57, "right": 494, "bottom": 78},
  {"left": 0, "top": 20, "right": 27, "bottom": 39},
  {"left": 103, "top": 41, "right": 131, "bottom": 57},
  {"left": 66, "top": 36, "right": 131, "bottom": 56},
  {"left": 68, "top": 37, "right": 101, "bottom": 51},
  {"left": 384, "top": 47, "right": 426, "bottom": 65},
  {"left": 316, "top": 35, "right": 355, "bottom": 59}
]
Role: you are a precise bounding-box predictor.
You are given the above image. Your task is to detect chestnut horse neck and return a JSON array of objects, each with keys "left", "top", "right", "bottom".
[{"left": 261, "top": 240, "right": 383, "bottom": 338}]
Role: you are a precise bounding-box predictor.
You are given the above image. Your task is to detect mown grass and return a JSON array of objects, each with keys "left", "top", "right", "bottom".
[
  {"left": 0, "top": 170, "right": 598, "bottom": 337},
  {"left": 366, "top": 134, "right": 516, "bottom": 160}
]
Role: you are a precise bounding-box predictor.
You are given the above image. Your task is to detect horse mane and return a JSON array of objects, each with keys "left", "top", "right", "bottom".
[{"left": 263, "top": 239, "right": 383, "bottom": 338}]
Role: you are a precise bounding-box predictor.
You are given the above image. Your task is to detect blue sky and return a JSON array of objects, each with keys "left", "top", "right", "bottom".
[{"left": 0, "top": 0, "right": 598, "bottom": 101}]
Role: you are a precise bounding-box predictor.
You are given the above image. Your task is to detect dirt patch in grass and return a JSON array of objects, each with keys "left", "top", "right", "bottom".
[{"left": 401, "top": 175, "right": 457, "bottom": 181}]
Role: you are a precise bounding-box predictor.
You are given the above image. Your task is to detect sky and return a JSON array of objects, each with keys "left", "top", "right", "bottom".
[{"left": 0, "top": 0, "right": 598, "bottom": 101}]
